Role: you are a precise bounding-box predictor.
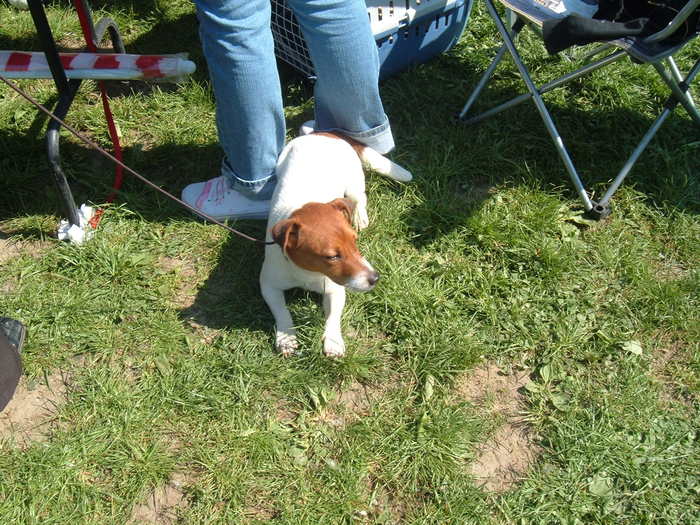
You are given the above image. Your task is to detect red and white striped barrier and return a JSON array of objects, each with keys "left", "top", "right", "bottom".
[{"left": 0, "top": 51, "right": 196, "bottom": 80}]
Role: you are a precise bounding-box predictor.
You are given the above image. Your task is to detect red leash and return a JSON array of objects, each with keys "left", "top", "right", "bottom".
[{"left": 72, "top": 0, "right": 123, "bottom": 228}]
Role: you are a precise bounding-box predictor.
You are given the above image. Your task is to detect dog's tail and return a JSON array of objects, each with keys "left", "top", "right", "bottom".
[
  {"left": 313, "top": 131, "right": 413, "bottom": 182},
  {"left": 356, "top": 146, "right": 413, "bottom": 183}
]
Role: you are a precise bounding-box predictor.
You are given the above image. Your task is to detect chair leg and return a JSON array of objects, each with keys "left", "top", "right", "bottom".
[
  {"left": 597, "top": 110, "right": 673, "bottom": 210},
  {"left": 597, "top": 58, "right": 700, "bottom": 209},
  {"left": 458, "top": 29, "right": 524, "bottom": 120},
  {"left": 461, "top": 50, "right": 626, "bottom": 126},
  {"left": 458, "top": 42, "right": 510, "bottom": 119},
  {"left": 654, "top": 60, "right": 700, "bottom": 127},
  {"left": 666, "top": 56, "right": 695, "bottom": 109},
  {"left": 483, "top": 0, "right": 594, "bottom": 212},
  {"left": 580, "top": 43, "right": 614, "bottom": 64},
  {"left": 457, "top": 14, "right": 525, "bottom": 120}
]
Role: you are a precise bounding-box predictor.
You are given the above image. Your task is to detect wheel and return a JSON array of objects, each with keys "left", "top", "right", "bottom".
[{"left": 94, "top": 17, "right": 126, "bottom": 54}]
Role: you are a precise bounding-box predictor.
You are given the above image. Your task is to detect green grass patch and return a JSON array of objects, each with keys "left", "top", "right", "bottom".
[{"left": 1, "top": 1, "right": 698, "bottom": 523}]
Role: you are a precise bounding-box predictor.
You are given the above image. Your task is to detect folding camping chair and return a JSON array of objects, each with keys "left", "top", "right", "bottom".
[{"left": 457, "top": 0, "right": 700, "bottom": 219}]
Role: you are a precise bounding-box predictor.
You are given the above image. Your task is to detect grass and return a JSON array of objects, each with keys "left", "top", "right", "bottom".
[{"left": 1, "top": 0, "right": 699, "bottom": 523}]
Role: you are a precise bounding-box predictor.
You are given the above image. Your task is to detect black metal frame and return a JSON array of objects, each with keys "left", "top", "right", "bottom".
[{"left": 25, "top": 0, "right": 125, "bottom": 226}]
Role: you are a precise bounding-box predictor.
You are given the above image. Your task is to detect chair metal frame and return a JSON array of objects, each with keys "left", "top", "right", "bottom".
[{"left": 458, "top": 0, "right": 700, "bottom": 219}]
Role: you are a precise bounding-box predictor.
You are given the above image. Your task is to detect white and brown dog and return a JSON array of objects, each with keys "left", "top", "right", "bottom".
[{"left": 260, "top": 132, "right": 411, "bottom": 357}]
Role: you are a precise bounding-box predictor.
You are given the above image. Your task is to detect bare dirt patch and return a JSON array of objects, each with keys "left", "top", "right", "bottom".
[
  {"left": 0, "top": 370, "right": 69, "bottom": 445},
  {"left": 158, "top": 256, "right": 199, "bottom": 309},
  {"left": 56, "top": 33, "right": 89, "bottom": 52},
  {"left": 454, "top": 363, "right": 540, "bottom": 493},
  {"left": 0, "top": 234, "right": 52, "bottom": 265},
  {"left": 653, "top": 342, "right": 681, "bottom": 405},
  {"left": 454, "top": 363, "right": 529, "bottom": 413},
  {"left": 184, "top": 319, "right": 222, "bottom": 348},
  {"left": 454, "top": 179, "right": 495, "bottom": 204},
  {"left": 271, "top": 381, "right": 379, "bottom": 429},
  {"left": 128, "top": 472, "right": 194, "bottom": 525},
  {"left": 0, "top": 277, "right": 18, "bottom": 295},
  {"left": 363, "top": 478, "right": 407, "bottom": 524},
  {"left": 313, "top": 380, "right": 387, "bottom": 429},
  {"left": 469, "top": 419, "right": 540, "bottom": 493},
  {"left": 241, "top": 490, "right": 279, "bottom": 523},
  {"left": 652, "top": 252, "right": 689, "bottom": 282},
  {"left": 273, "top": 398, "right": 297, "bottom": 425},
  {"left": 0, "top": 238, "right": 22, "bottom": 265},
  {"left": 650, "top": 334, "right": 697, "bottom": 406}
]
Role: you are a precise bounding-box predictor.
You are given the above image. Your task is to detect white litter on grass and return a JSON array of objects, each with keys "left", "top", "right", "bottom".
[
  {"left": 57, "top": 204, "right": 95, "bottom": 245},
  {"left": 8, "top": 0, "right": 29, "bottom": 9}
]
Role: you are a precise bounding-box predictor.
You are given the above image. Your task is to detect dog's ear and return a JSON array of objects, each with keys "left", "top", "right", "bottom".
[
  {"left": 271, "top": 218, "right": 300, "bottom": 255},
  {"left": 328, "top": 198, "right": 355, "bottom": 225}
]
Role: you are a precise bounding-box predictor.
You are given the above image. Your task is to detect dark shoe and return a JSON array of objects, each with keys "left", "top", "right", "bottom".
[
  {"left": 0, "top": 318, "right": 24, "bottom": 412},
  {"left": 0, "top": 317, "right": 26, "bottom": 353}
]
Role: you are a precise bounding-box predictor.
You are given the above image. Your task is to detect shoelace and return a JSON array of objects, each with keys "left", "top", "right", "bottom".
[{"left": 213, "top": 176, "right": 227, "bottom": 205}]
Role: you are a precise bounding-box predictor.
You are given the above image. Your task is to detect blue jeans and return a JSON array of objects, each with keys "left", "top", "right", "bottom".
[{"left": 194, "top": 0, "right": 395, "bottom": 200}]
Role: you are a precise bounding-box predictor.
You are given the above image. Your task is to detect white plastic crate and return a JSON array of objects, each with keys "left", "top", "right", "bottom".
[{"left": 271, "top": 0, "right": 473, "bottom": 80}]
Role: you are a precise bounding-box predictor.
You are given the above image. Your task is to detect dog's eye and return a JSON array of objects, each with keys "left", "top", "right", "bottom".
[{"left": 326, "top": 254, "right": 341, "bottom": 261}]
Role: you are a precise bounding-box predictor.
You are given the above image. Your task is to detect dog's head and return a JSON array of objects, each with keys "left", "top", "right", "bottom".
[{"left": 271, "top": 198, "right": 379, "bottom": 291}]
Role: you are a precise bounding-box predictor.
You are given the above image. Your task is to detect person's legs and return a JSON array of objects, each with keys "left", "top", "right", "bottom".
[
  {"left": 184, "top": 0, "right": 396, "bottom": 220},
  {"left": 183, "top": 0, "right": 284, "bottom": 219},
  {"left": 289, "top": 0, "right": 394, "bottom": 154}
]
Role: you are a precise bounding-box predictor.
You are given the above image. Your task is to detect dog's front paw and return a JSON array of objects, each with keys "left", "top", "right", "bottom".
[
  {"left": 323, "top": 334, "right": 346, "bottom": 358},
  {"left": 276, "top": 331, "right": 299, "bottom": 357},
  {"left": 353, "top": 208, "right": 369, "bottom": 231}
]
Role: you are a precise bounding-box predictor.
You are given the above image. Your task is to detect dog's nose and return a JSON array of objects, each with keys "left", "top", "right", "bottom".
[{"left": 368, "top": 272, "right": 380, "bottom": 287}]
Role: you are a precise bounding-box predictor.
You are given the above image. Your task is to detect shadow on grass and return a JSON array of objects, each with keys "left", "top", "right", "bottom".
[
  {"left": 383, "top": 50, "right": 700, "bottom": 248},
  {"left": 175, "top": 227, "right": 328, "bottom": 347},
  {"left": 178, "top": 232, "right": 272, "bottom": 333}
]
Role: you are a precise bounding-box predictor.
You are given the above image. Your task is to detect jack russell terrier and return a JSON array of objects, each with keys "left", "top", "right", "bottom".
[{"left": 260, "top": 132, "right": 411, "bottom": 357}]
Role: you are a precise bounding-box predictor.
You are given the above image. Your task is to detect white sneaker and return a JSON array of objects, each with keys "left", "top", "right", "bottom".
[
  {"left": 299, "top": 120, "right": 315, "bottom": 136},
  {"left": 181, "top": 176, "right": 270, "bottom": 220}
]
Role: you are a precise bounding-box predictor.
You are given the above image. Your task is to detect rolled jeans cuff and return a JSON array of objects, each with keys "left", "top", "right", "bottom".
[
  {"left": 321, "top": 117, "right": 394, "bottom": 154},
  {"left": 222, "top": 158, "right": 277, "bottom": 200}
]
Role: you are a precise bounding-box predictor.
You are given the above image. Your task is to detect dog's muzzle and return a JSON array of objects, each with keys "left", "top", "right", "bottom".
[{"left": 346, "top": 268, "right": 380, "bottom": 292}]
